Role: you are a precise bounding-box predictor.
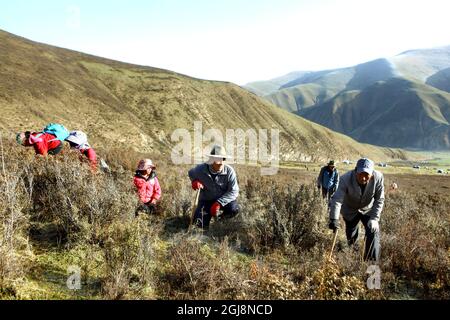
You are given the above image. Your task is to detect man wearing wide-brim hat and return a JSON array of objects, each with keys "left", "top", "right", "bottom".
[
  {"left": 328, "top": 158, "right": 384, "bottom": 261},
  {"left": 188, "top": 145, "right": 239, "bottom": 229}
]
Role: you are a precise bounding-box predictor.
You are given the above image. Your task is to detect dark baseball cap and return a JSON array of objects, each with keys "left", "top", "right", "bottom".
[{"left": 356, "top": 158, "right": 374, "bottom": 175}]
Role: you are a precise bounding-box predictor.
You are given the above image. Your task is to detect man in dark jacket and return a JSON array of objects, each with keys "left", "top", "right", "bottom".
[
  {"left": 328, "top": 158, "right": 384, "bottom": 261},
  {"left": 188, "top": 145, "right": 239, "bottom": 229},
  {"left": 317, "top": 160, "right": 339, "bottom": 201}
]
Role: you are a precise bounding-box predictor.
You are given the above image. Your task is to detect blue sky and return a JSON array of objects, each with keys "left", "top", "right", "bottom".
[{"left": 1, "top": 0, "right": 450, "bottom": 84}]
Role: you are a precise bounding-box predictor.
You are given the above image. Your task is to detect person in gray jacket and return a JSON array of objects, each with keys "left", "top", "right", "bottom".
[
  {"left": 328, "top": 158, "right": 384, "bottom": 261},
  {"left": 188, "top": 145, "right": 239, "bottom": 229}
]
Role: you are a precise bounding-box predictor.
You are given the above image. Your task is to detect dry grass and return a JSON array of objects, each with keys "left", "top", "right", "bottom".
[{"left": 0, "top": 138, "right": 449, "bottom": 300}]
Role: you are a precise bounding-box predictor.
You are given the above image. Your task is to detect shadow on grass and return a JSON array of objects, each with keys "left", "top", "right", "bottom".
[{"left": 162, "top": 216, "right": 191, "bottom": 237}]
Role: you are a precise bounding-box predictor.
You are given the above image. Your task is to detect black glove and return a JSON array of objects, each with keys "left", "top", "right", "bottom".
[
  {"left": 328, "top": 219, "right": 340, "bottom": 231},
  {"left": 135, "top": 202, "right": 157, "bottom": 216}
]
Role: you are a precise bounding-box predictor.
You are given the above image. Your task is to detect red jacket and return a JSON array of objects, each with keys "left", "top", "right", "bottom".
[
  {"left": 133, "top": 174, "right": 162, "bottom": 204},
  {"left": 25, "top": 132, "right": 62, "bottom": 156},
  {"left": 80, "top": 148, "right": 97, "bottom": 171}
]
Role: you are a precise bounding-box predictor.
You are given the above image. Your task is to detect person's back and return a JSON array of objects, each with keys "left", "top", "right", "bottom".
[{"left": 17, "top": 131, "right": 63, "bottom": 156}]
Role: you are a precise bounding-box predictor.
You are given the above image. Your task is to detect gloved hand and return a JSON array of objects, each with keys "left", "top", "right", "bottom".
[
  {"left": 144, "top": 200, "right": 157, "bottom": 207},
  {"left": 328, "top": 219, "right": 340, "bottom": 231},
  {"left": 368, "top": 219, "right": 379, "bottom": 233},
  {"left": 137, "top": 202, "right": 157, "bottom": 216},
  {"left": 191, "top": 180, "right": 204, "bottom": 190},
  {"left": 210, "top": 202, "right": 221, "bottom": 217}
]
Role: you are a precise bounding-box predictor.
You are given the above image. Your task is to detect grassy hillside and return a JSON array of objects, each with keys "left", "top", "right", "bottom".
[{"left": 0, "top": 29, "right": 407, "bottom": 162}]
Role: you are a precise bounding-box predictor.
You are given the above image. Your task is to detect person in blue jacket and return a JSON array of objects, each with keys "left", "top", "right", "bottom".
[
  {"left": 317, "top": 160, "right": 340, "bottom": 201},
  {"left": 188, "top": 145, "right": 239, "bottom": 229}
]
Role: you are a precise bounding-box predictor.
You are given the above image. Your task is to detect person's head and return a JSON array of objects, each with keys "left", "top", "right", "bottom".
[
  {"left": 66, "top": 131, "right": 88, "bottom": 149},
  {"left": 137, "top": 159, "right": 155, "bottom": 176},
  {"left": 327, "top": 160, "right": 335, "bottom": 170},
  {"left": 16, "top": 131, "right": 32, "bottom": 146},
  {"left": 355, "top": 158, "right": 374, "bottom": 185},
  {"left": 16, "top": 132, "right": 26, "bottom": 146},
  {"left": 208, "top": 145, "right": 228, "bottom": 172}
]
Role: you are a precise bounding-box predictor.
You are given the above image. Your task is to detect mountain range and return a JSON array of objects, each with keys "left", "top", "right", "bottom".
[{"left": 245, "top": 47, "right": 450, "bottom": 150}]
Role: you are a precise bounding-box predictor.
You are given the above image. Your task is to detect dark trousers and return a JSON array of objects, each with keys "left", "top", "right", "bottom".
[
  {"left": 48, "top": 142, "right": 63, "bottom": 155},
  {"left": 194, "top": 200, "right": 239, "bottom": 229},
  {"left": 321, "top": 187, "right": 334, "bottom": 201},
  {"left": 135, "top": 203, "right": 157, "bottom": 217},
  {"left": 344, "top": 213, "right": 380, "bottom": 262}
]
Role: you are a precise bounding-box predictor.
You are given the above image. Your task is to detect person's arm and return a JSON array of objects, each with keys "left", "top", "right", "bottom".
[
  {"left": 188, "top": 165, "right": 201, "bottom": 182},
  {"left": 332, "top": 170, "right": 340, "bottom": 191},
  {"left": 86, "top": 148, "right": 97, "bottom": 170},
  {"left": 329, "top": 174, "right": 347, "bottom": 220},
  {"left": 134, "top": 177, "right": 151, "bottom": 204},
  {"left": 217, "top": 169, "right": 239, "bottom": 206},
  {"left": 368, "top": 174, "right": 385, "bottom": 221},
  {"left": 188, "top": 165, "right": 205, "bottom": 189},
  {"left": 151, "top": 177, "right": 162, "bottom": 201}
]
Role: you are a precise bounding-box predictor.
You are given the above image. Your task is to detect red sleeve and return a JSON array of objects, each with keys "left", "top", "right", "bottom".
[
  {"left": 34, "top": 142, "right": 48, "bottom": 156},
  {"left": 152, "top": 177, "right": 162, "bottom": 201},
  {"left": 85, "top": 148, "right": 96, "bottom": 161},
  {"left": 85, "top": 148, "right": 97, "bottom": 170},
  {"left": 134, "top": 177, "right": 151, "bottom": 203}
]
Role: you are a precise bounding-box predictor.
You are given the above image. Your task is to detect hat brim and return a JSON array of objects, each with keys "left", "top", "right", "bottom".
[
  {"left": 138, "top": 165, "right": 155, "bottom": 171},
  {"left": 66, "top": 137, "right": 84, "bottom": 145},
  {"left": 208, "top": 154, "right": 228, "bottom": 159},
  {"left": 357, "top": 168, "right": 373, "bottom": 175}
]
